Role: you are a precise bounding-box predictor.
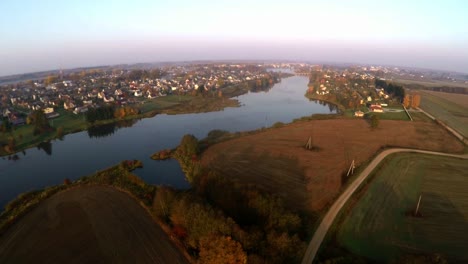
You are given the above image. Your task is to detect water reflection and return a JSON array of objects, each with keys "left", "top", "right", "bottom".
[
  {"left": 87, "top": 119, "right": 139, "bottom": 138},
  {"left": 0, "top": 75, "right": 337, "bottom": 209},
  {"left": 37, "top": 141, "right": 52, "bottom": 155}
]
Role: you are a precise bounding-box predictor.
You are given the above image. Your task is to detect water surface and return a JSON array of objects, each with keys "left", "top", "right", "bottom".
[{"left": 0, "top": 75, "right": 336, "bottom": 208}]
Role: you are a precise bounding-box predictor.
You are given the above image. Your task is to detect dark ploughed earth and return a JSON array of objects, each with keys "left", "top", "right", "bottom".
[{"left": 0, "top": 186, "right": 188, "bottom": 264}]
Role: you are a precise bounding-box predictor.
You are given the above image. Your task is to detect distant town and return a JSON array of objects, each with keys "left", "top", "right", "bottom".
[
  {"left": 1, "top": 62, "right": 467, "bottom": 127},
  {"left": 0, "top": 62, "right": 467, "bottom": 156},
  {"left": 0, "top": 61, "right": 467, "bottom": 264}
]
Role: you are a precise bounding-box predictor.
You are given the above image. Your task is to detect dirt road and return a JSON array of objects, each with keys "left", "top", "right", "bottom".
[
  {"left": 0, "top": 186, "right": 188, "bottom": 264},
  {"left": 301, "top": 148, "right": 468, "bottom": 264}
]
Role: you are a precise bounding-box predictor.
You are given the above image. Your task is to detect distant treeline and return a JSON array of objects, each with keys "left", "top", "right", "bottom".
[
  {"left": 86, "top": 106, "right": 115, "bottom": 123},
  {"left": 375, "top": 79, "right": 405, "bottom": 102},
  {"left": 86, "top": 105, "right": 140, "bottom": 123},
  {"left": 423, "top": 86, "right": 467, "bottom": 94}
]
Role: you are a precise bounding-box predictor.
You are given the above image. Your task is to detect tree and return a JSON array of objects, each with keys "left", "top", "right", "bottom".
[
  {"left": 56, "top": 126, "right": 64, "bottom": 139},
  {"left": 370, "top": 114, "right": 379, "bottom": 129},
  {"left": 176, "top": 134, "right": 199, "bottom": 157},
  {"left": 26, "top": 79, "right": 34, "bottom": 87},
  {"left": 31, "top": 110, "right": 51, "bottom": 135},
  {"left": 44, "top": 75, "right": 58, "bottom": 85},
  {"left": 1, "top": 117, "right": 12, "bottom": 133},
  {"left": 153, "top": 186, "right": 176, "bottom": 220},
  {"left": 403, "top": 95, "right": 411, "bottom": 108},
  {"left": 6, "top": 136, "right": 16, "bottom": 152},
  {"left": 198, "top": 235, "right": 247, "bottom": 264},
  {"left": 217, "top": 78, "right": 225, "bottom": 88}
]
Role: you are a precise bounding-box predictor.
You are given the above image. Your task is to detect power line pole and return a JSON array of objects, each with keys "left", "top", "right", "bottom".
[{"left": 414, "top": 195, "right": 422, "bottom": 216}]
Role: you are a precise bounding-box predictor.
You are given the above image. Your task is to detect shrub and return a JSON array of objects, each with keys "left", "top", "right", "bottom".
[{"left": 272, "top": 122, "right": 285, "bottom": 128}]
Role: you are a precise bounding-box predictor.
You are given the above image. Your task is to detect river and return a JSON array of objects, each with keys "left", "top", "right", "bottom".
[{"left": 0, "top": 73, "right": 337, "bottom": 208}]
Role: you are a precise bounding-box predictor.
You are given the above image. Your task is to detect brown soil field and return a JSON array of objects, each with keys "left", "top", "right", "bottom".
[
  {"left": 201, "top": 119, "right": 464, "bottom": 212},
  {"left": 0, "top": 186, "right": 188, "bottom": 264},
  {"left": 423, "top": 90, "right": 468, "bottom": 108}
]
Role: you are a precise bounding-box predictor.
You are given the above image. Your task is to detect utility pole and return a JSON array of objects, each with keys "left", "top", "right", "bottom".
[
  {"left": 346, "top": 160, "right": 355, "bottom": 177},
  {"left": 305, "top": 136, "right": 312, "bottom": 150},
  {"left": 414, "top": 195, "right": 422, "bottom": 216}
]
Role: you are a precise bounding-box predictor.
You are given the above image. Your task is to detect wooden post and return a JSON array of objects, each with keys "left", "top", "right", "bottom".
[
  {"left": 305, "top": 137, "right": 312, "bottom": 150},
  {"left": 414, "top": 195, "right": 422, "bottom": 216},
  {"left": 346, "top": 160, "right": 355, "bottom": 177}
]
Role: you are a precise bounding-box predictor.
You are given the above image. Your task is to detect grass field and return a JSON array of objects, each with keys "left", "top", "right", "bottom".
[
  {"left": 394, "top": 78, "right": 468, "bottom": 89},
  {"left": 202, "top": 119, "right": 464, "bottom": 213},
  {"left": 343, "top": 106, "right": 410, "bottom": 121},
  {"left": 423, "top": 90, "right": 468, "bottom": 109},
  {"left": 419, "top": 91, "right": 468, "bottom": 138},
  {"left": 337, "top": 153, "right": 468, "bottom": 262}
]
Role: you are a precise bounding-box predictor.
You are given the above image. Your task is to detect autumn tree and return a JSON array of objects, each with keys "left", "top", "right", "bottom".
[
  {"left": 370, "top": 114, "right": 379, "bottom": 129},
  {"left": 199, "top": 235, "right": 247, "bottom": 264},
  {"left": 44, "top": 75, "right": 58, "bottom": 85},
  {"left": 403, "top": 95, "right": 411, "bottom": 108}
]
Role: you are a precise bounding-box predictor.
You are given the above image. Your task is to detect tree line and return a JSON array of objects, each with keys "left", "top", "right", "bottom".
[
  {"left": 154, "top": 134, "right": 307, "bottom": 263},
  {"left": 375, "top": 79, "right": 405, "bottom": 102},
  {"left": 86, "top": 105, "right": 140, "bottom": 123}
]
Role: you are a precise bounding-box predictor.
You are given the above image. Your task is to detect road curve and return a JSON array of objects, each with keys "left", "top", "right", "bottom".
[{"left": 301, "top": 148, "right": 468, "bottom": 264}]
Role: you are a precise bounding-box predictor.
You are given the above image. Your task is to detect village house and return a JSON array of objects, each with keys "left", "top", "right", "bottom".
[
  {"left": 369, "top": 104, "right": 383, "bottom": 113},
  {"left": 354, "top": 110, "right": 364, "bottom": 117}
]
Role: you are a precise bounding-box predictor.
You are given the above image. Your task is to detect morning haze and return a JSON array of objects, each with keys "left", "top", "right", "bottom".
[
  {"left": 1, "top": 0, "right": 467, "bottom": 76},
  {"left": 1, "top": 1, "right": 468, "bottom": 264}
]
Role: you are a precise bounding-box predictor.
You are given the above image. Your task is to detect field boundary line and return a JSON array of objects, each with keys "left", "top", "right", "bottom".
[
  {"left": 416, "top": 107, "right": 466, "bottom": 144},
  {"left": 402, "top": 105, "right": 413, "bottom": 121},
  {"left": 301, "top": 148, "right": 468, "bottom": 264}
]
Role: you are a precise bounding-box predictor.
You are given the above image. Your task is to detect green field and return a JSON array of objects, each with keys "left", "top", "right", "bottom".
[
  {"left": 343, "top": 106, "right": 410, "bottom": 121},
  {"left": 394, "top": 78, "right": 468, "bottom": 89},
  {"left": 337, "top": 153, "right": 468, "bottom": 262},
  {"left": 419, "top": 91, "right": 468, "bottom": 138}
]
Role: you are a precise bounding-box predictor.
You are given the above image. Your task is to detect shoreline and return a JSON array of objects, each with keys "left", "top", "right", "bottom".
[{"left": 0, "top": 87, "right": 247, "bottom": 157}]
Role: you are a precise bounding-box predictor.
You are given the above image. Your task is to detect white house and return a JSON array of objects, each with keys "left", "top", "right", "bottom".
[
  {"left": 354, "top": 111, "right": 364, "bottom": 117},
  {"left": 134, "top": 90, "right": 143, "bottom": 97},
  {"left": 64, "top": 102, "right": 75, "bottom": 110},
  {"left": 44, "top": 107, "right": 54, "bottom": 114}
]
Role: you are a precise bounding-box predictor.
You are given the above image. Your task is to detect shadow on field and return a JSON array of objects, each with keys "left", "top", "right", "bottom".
[
  {"left": 206, "top": 147, "right": 308, "bottom": 211},
  {"left": 405, "top": 192, "right": 468, "bottom": 262}
]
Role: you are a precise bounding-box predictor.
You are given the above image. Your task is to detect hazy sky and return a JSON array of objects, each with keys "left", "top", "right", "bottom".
[{"left": 1, "top": 0, "right": 467, "bottom": 76}]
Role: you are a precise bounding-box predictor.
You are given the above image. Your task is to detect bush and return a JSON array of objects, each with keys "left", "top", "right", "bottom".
[
  {"left": 151, "top": 149, "right": 172, "bottom": 160},
  {"left": 272, "top": 122, "right": 285, "bottom": 128}
]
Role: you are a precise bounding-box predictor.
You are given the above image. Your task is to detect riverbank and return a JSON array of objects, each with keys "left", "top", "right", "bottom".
[
  {"left": 0, "top": 88, "right": 245, "bottom": 157},
  {"left": 0, "top": 160, "right": 190, "bottom": 264},
  {"left": 305, "top": 93, "right": 346, "bottom": 113}
]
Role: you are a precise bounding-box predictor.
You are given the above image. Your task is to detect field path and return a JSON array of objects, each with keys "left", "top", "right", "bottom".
[
  {"left": 301, "top": 148, "right": 468, "bottom": 264},
  {"left": 0, "top": 186, "right": 189, "bottom": 264}
]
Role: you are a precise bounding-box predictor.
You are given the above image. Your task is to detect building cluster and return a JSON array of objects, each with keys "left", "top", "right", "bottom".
[{"left": 0, "top": 63, "right": 278, "bottom": 126}]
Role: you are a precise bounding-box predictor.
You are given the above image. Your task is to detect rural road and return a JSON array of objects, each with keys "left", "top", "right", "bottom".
[{"left": 301, "top": 148, "right": 468, "bottom": 264}]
